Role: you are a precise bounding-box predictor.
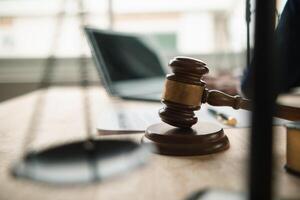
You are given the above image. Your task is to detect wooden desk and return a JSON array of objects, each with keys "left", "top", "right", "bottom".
[{"left": 0, "top": 86, "right": 299, "bottom": 200}]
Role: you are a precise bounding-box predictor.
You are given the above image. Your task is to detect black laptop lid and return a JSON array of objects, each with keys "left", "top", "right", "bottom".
[{"left": 85, "top": 27, "right": 165, "bottom": 86}]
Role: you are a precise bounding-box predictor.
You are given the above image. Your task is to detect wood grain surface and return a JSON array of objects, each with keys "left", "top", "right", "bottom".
[{"left": 0, "top": 86, "right": 299, "bottom": 200}]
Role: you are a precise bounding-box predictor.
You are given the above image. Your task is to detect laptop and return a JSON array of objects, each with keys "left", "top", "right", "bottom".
[{"left": 84, "top": 26, "right": 166, "bottom": 102}]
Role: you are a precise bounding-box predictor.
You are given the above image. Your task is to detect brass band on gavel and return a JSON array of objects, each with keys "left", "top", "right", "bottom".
[
  {"left": 162, "top": 79, "right": 205, "bottom": 106},
  {"left": 285, "top": 122, "right": 300, "bottom": 177}
]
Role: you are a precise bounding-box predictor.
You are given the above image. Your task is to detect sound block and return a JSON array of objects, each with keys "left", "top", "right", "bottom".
[{"left": 141, "top": 122, "right": 229, "bottom": 156}]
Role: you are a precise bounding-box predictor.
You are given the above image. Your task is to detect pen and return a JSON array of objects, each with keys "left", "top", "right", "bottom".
[{"left": 207, "top": 108, "right": 237, "bottom": 127}]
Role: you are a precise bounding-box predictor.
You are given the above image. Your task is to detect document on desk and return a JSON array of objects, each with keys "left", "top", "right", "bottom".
[{"left": 97, "top": 103, "right": 289, "bottom": 134}]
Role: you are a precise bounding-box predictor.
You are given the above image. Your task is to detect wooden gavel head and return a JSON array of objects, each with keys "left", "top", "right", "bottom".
[{"left": 159, "top": 56, "right": 209, "bottom": 128}]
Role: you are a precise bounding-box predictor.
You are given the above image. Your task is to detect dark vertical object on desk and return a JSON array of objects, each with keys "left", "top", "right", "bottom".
[
  {"left": 245, "top": 0, "right": 251, "bottom": 67},
  {"left": 249, "top": 0, "right": 277, "bottom": 200}
]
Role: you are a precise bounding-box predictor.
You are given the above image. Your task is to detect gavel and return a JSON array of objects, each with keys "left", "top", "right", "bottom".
[
  {"left": 142, "top": 56, "right": 300, "bottom": 156},
  {"left": 159, "top": 56, "right": 300, "bottom": 128}
]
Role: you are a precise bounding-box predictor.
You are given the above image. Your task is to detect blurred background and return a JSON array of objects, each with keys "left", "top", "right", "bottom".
[{"left": 0, "top": 0, "right": 287, "bottom": 102}]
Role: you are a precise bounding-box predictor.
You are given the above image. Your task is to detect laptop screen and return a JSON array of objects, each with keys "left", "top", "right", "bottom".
[{"left": 88, "top": 28, "right": 165, "bottom": 82}]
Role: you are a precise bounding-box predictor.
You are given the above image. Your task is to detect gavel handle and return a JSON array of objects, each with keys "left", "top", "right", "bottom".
[{"left": 202, "top": 89, "right": 300, "bottom": 121}]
